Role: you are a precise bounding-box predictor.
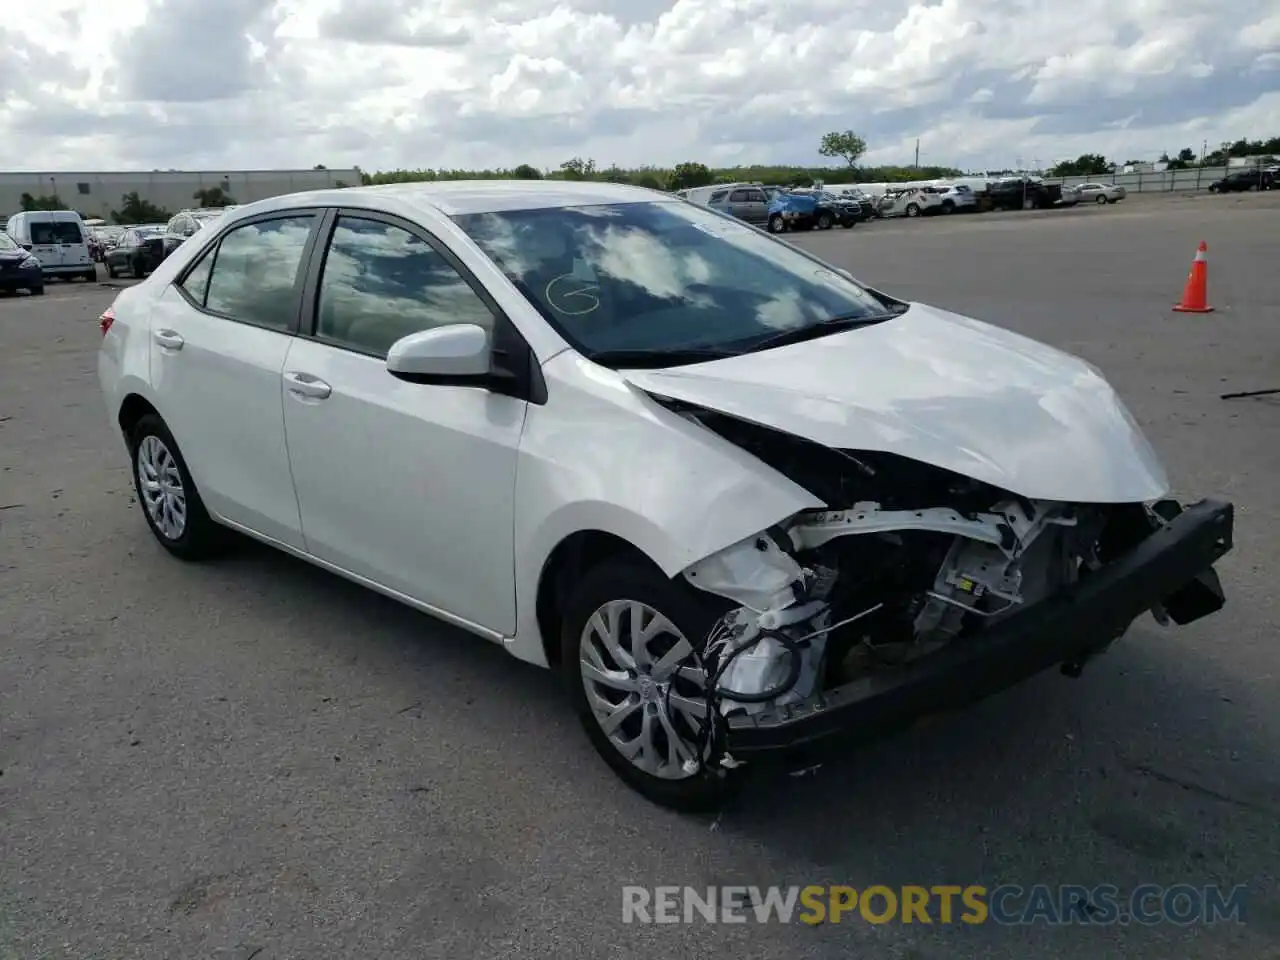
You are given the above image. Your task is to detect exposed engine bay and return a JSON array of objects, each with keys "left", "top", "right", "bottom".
[{"left": 667, "top": 401, "right": 1166, "bottom": 767}]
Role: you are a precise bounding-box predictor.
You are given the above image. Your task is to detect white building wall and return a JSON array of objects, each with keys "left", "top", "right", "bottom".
[{"left": 0, "top": 169, "right": 362, "bottom": 220}]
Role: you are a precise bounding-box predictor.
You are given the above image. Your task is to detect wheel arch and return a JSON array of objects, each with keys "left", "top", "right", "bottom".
[
  {"left": 117, "top": 391, "right": 160, "bottom": 445},
  {"left": 534, "top": 529, "right": 667, "bottom": 668}
]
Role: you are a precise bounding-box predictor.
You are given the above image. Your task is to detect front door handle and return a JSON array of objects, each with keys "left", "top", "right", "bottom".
[
  {"left": 285, "top": 372, "right": 332, "bottom": 400},
  {"left": 153, "top": 329, "right": 184, "bottom": 350}
]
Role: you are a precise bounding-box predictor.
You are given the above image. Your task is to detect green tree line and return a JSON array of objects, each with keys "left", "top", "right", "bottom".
[{"left": 1049, "top": 135, "right": 1280, "bottom": 177}]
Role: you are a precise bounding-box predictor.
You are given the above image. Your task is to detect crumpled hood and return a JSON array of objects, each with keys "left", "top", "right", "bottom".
[{"left": 622, "top": 302, "right": 1170, "bottom": 503}]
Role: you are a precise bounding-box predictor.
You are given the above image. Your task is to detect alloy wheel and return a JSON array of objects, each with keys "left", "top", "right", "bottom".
[
  {"left": 136, "top": 434, "right": 187, "bottom": 540},
  {"left": 578, "top": 599, "right": 709, "bottom": 780}
]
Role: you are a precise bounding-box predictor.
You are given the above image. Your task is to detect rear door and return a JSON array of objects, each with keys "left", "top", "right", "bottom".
[
  {"left": 27, "top": 220, "right": 65, "bottom": 270},
  {"left": 148, "top": 210, "right": 323, "bottom": 548}
]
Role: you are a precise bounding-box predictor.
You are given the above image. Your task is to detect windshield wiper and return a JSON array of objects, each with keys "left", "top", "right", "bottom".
[
  {"left": 585, "top": 347, "right": 738, "bottom": 368},
  {"left": 745, "top": 307, "right": 905, "bottom": 353}
]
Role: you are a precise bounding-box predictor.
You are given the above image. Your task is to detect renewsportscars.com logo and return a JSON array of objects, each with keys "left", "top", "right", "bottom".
[{"left": 622, "top": 884, "right": 1249, "bottom": 926}]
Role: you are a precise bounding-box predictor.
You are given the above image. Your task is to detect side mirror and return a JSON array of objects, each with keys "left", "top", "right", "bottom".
[
  {"left": 386, "top": 323, "right": 490, "bottom": 383},
  {"left": 21, "top": 243, "right": 32, "bottom": 251}
]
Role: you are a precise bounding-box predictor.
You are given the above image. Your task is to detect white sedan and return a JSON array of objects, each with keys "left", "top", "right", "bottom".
[
  {"left": 97, "top": 180, "right": 1232, "bottom": 809},
  {"left": 1076, "top": 182, "right": 1127, "bottom": 204}
]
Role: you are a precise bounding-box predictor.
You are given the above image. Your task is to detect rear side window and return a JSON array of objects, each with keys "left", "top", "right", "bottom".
[
  {"left": 729, "top": 190, "right": 749, "bottom": 202},
  {"left": 708, "top": 191, "right": 728, "bottom": 203},
  {"left": 201, "top": 216, "right": 316, "bottom": 330},
  {"left": 30, "top": 221, "right": 84, "bottom": 244},
  {"left": 180, "top": 247, "right": 215, "bottom": 305}
]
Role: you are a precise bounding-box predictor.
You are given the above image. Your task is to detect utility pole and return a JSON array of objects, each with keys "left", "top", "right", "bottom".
[{"left": 914, "top": 139, "right": 919, "bottom": 168}]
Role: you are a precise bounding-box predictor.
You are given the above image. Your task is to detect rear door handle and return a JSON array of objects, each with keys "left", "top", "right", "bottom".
[
  {"left": 153, "top": 329, "right": 184, "bottom": 350},
  {"left": 285, "top": 372, "right": 332, "bottom": 400}
]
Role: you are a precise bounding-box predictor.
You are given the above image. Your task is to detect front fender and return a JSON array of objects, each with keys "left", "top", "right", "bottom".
[{"left": 504, "top": 351, "right": 823, "bottom": 666}]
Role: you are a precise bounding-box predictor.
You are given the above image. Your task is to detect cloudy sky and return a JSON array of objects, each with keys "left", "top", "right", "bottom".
[{"left": 3, "top": 0, "right": 1278, "bottom": 174}]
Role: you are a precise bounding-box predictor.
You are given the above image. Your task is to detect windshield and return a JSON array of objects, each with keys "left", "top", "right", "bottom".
[
  {"left": 0, "top": 232, "right": 18, "bottom": 252},
  {"left": 452, "top": 201, "right": 890, "bottom": 359}
]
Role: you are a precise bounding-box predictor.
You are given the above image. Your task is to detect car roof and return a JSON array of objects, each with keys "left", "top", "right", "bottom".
[{"left": 221, "top": 179, "right": 672, "bottom": 221}]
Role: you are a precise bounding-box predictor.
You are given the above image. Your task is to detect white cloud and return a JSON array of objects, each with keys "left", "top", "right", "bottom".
[{"left": 1, "top": 0, "right": 1279, "bottom": 174}]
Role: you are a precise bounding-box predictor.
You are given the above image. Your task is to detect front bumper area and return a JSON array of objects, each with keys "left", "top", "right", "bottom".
[
  {"left": 0, "top": 266, "right": 44, "bottom": 291},
  {"left": 724, "top": 498, "right": 1234, "bottom": 761}
]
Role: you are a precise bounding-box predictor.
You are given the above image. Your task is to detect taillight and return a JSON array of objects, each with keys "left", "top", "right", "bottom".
[{"left": 99, "top": 306, "right": 115, "bottom": 336}]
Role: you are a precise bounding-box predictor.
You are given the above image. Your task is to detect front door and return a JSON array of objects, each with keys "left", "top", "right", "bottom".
[
  {"left": 281, "top": 212, "right": 525, "bottom": 635},
  {"left": 147, "top": 212, "right": 320, "bottom": 548}
]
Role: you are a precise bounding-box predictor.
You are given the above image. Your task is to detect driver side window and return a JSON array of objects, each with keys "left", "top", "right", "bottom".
[{"left": 314, "top": 215, "right": 497, "bottom": 359}]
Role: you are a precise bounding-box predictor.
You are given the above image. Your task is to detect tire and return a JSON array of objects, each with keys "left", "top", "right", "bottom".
[
  {"left": 767, "top": 213, "right": 784, "bottom": 233},
  {"left": 1095, "top": 195, "right": 1107, "bottom": 205},
  {"left": 905, "top": 203, "right": 920, "bottom": 217},
  {"left": 30, "top": 286, "right": 45, "bottom": 296},
  {"left": 83, "top": 269, "right": 97, "bottom": 282},
  {"left": 941, "top": 201, "right": 955, "bottom": 214},
  {"left": 816, "top": 211, "right": 834, "bottom": 230},
  {"left": 106, "top": 263, "right": 117, "bottom": 279},
  {"left": 127, "top": 413, "right": 224, "bottom": 560},
  {"left": 560, "top": 557, "right": 741, "bottom": 811},
  {"left": 1208, "top": 185, "right": 1218, "bottom": 193}
]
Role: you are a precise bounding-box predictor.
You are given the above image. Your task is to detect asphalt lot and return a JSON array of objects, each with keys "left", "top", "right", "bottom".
[{"left": 3, "top": 194, "right": 1279, "bottom": 959}]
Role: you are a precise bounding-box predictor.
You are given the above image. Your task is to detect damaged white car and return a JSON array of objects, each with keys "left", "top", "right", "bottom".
[{"left": 97, "top": 181, "right": 1233, "bottom": 810}]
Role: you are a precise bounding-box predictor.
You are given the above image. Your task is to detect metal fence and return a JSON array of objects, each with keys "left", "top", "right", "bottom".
[{"left": 1041, "top": 166, "right": 1232, "bottom": 195}]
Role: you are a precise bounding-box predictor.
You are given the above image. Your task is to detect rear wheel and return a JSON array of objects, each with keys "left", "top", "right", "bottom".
[
  {"left": 1095, "top": 195, "right": 1107, "bottom": 205},
  {"left": 816, "top": 211, "right": 834, "bottom": 230},
  {"left": 83, "top": 268, "right": 97, "bottom": 282},
  {"left": 906, "top": 203, "right": 920, "bottom": 217},
  {"left": 561, "top": 558, "right": 740, "bottom": 811},
  {"left": 941, "top": 200, "right": 955, "bottom": 214},
  {"left": 30, "top": 285, "right": 44, "bottom": 296},
  {"left": 767, "top": 213, "right": 784, "bottom": 233},
  {"left": 106, "top": 263, "right": 118, "bottom": 279},
  {"left": 128, "top": 413, "right": 224, "bottom": 560}
]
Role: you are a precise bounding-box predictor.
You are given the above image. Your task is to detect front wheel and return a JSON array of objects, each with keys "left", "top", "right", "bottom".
[
  {"left": 1095, "top": 195, "right": 1107, "bottom": 205},
  {"left": 128, "top": 413, "right": 224, "bottom": 560},
  {"left": 905, "top": 203, "right": 920, "bottom": 217},
  {"left": 561, "top": 558, "right": 740, "bottom": 811},
  {"left": 767, "top": 213, "right": 784, "bottom": 233},
  {"left": 816, "top": 211, "right": 834, "bottom": 229},
  {"left": 106, "top": 263, "right": 118, "bottom": 278}
]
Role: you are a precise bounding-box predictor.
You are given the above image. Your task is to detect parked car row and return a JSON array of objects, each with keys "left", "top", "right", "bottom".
[
  {"left": 675, "top": 175, "right": 1125, "bottom": 234},
  {"left": 2, "top": 207, "right": 238, "bottom": 295}
]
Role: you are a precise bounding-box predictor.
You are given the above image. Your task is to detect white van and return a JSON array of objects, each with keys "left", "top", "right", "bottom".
[{"left": 4, "top": 211, "right": 97, "bottom": 282}]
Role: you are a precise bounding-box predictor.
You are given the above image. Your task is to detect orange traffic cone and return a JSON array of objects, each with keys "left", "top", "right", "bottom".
[{"left": 1173, "top": 241, "right": 1214, "bottom": 313}]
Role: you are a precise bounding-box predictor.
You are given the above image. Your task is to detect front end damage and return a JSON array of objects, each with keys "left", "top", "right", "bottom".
[{"left": 669, "top": 404, "right": 1234, "bottom": 770}]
